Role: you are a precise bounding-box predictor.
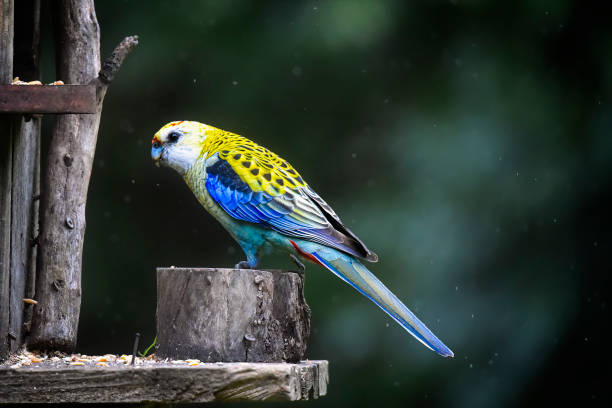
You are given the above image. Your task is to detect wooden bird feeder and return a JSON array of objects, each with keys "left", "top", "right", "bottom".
[{"left": 0, "top": 0, "right": 328, "bottom": 403}]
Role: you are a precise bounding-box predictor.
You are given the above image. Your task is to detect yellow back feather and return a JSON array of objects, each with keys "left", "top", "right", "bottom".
[{"left": 200, "top": 124, "right": 307, "bottom": 196}]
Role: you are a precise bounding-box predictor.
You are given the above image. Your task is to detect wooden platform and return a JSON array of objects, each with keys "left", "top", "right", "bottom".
[{"left": 0, "top": 360, "right": 328, "bottom": 403}]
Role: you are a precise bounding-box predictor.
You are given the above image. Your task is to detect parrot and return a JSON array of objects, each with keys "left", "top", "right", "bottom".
[{"left": 151, "top": 120, "right": 454, "bottom": 357}]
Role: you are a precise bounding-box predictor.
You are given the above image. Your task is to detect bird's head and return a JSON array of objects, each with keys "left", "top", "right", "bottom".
[{"left": 151, "top": 121, "right": 208, "bottom": 175}]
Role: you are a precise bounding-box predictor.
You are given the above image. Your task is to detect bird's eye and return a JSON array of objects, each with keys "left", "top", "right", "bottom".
[
  {"left": 152, "top": 141, "right": 161, "bottom": 149},
  {"left": 168, "top": 131, "right": 181, "bottom": 143}
]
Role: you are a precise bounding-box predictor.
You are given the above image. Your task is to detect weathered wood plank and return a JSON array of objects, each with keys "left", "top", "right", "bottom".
[
  {"left": 0, "top": 361, "right": 328, "bottom": 403},
  {"left": 28, "top": 0, "right": 137, "bottom": 352},
  {"left": 0, "top": 85, "right": 96, "bottom": 114},
  {"left": 8, "top": 0, "right": 41, "bottom": 354},
  {"left": 9, "top": 117, "right": 39, "bottom": 352},
  {"left": 0, "top": 0, "right": 14, "bottom": 360},
  {"left": 0, "top": 121, "right": 11, "bottom": 360},
  {"left": 156, "top": 268, "right": 311, "bottom": 363}
]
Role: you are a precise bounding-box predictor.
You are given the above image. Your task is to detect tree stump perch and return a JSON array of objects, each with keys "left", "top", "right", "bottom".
[{"left": 156, "top": 267, "right": 312, "bottom": 363}]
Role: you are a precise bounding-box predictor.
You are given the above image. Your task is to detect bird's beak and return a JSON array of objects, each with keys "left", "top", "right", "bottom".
[{"left": 151, "top": 145, "right": 163, "bottom": 167}]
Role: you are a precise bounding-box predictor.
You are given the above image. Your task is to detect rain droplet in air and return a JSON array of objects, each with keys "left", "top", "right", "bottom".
[{"left": 291, "top": 66, "right": 303, "bottom": 77}]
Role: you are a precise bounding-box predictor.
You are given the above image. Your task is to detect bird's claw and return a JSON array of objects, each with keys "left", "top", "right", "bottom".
[
  {"left": 289, "top": 254, "right": 306, "bottom": 272},
  {"left": 235, "top": 260, "right": 251, "bottom": 269}
]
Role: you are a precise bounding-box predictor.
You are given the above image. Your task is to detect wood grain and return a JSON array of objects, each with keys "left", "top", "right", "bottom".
[
  {"left": 0, "top": 0, "right": 14, "bottom": 360},
  {"left": 0, "top": 360, "right": 328, "bottom": 403},
  {"left": 8, "top": 118, "right": 39, "bottom": 352},
  {"left": 156, "top": 268, "right": 311, "bottom": 363}
]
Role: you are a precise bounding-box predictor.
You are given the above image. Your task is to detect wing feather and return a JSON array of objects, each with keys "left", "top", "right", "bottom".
[{"left": 205, "top": 149, "right": 378, "bottom": 261}]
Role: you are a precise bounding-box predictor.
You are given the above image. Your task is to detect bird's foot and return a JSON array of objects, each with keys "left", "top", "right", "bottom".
[
  {"left": 234, "top": 260, "right": 251, "bottom": 269},
  {"left": 289, "top": 254, "right": 306, "bottom": 273}
]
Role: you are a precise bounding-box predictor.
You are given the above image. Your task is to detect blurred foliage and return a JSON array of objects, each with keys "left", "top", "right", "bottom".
[{"left": 34, "top": 0, "right": 611, "bottom": 406}]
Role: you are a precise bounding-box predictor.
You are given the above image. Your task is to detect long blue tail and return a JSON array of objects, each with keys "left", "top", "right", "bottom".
[{"left": 310, "top": 248, "right": 454, "bottom": 357}]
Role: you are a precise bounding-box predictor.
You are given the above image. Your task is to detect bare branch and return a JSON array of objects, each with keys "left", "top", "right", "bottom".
[{"left": 98, "top": 35, "right": 139, "bottom": 84}]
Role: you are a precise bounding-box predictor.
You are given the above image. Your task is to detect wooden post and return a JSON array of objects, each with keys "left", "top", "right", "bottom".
[
  {"left": 0, "top": 0, "right": 14, "bottom": 360},
  {"left": 156, "top": 268, "right": 311, "bottom": 363},
  {"left": 28, "top": 0, "right": 137, "bottom": 352}
]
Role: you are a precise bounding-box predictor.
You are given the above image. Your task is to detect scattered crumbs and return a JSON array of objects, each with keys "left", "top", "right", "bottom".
[
  {"left": 0, "top": 350, "right": 226, "bottom": 370},
  {"left": 11, "top": 77, "right": 64, "bottom": 86}
]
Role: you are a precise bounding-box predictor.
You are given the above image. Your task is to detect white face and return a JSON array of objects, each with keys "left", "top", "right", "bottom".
[{"left": 152, "top": 123, "right": 205, "bottom": 176}]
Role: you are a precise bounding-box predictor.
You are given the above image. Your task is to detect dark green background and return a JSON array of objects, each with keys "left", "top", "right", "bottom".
[{"left": 38, "top": 0, "right": 611, "bottom": 406}]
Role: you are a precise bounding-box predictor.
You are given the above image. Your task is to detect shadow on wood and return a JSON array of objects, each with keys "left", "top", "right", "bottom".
[{"left": 156, "top": 267, "right": 311, "bottom": 363}]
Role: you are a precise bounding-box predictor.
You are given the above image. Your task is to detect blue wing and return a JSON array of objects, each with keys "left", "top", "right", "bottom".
[{"left": 205, "top": 155, "right": 374, "bottom": 260}]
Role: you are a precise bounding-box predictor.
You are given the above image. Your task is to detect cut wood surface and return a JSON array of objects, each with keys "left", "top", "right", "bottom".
[
  {"left": 0, "top": 360, "right": 328, "bottom": 403},
  {"left": 157, "top": 268, "right": 311, "bottom": 363},
  {"left": 0, "top": 85, "right": 96, "bottom": 114}
]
